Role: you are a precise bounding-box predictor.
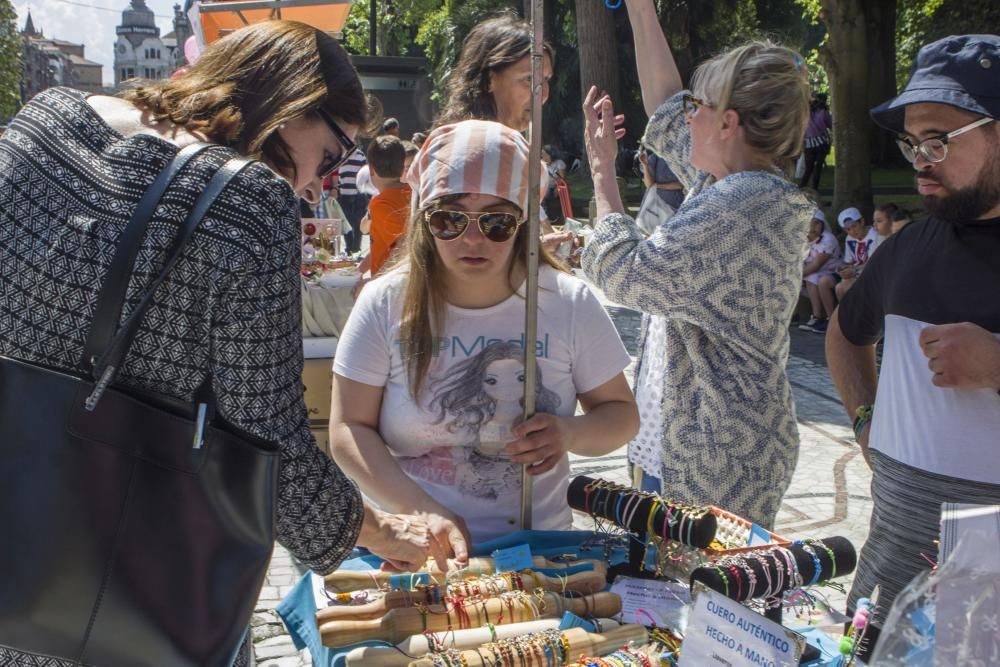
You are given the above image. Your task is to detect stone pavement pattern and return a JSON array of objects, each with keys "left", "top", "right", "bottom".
[{"left": 252, "top": 297, "right": 872, "bottom": 665}]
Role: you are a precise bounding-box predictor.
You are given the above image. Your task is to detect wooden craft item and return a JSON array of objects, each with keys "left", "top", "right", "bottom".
[
  {"left": 323, "top": 557, "right": 607, "bottom": 594},
  {"left": 343, "top": 618, "right": 622, "bottom": 667},
  {"left": 320, "top": 591, "right": 622, "bottom": 647},
  {"left": 317, "top": 568, "right": 606, "bottom": 623},
  {"left": 406, "top": 625, "right": 649, "bottom": 667}
]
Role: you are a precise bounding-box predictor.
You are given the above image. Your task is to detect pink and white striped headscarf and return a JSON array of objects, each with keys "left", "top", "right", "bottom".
[{"left": 405, "top": 120, "right": 530, "bottom": 216}]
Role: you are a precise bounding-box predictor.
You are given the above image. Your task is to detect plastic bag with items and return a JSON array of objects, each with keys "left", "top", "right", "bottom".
[{"left": 871, "top": 506, "right": 1000, "bottom": 666}]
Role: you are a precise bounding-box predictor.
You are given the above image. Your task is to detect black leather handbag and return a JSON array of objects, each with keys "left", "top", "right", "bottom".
[{"left": 0, "top": 143, "right": 279, "bottom": 666}]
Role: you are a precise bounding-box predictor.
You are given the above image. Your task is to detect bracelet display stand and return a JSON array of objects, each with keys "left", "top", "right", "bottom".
[
  {"left": 568, "top": 475, "right": 859, "bottom": 633},
  {"left": 567, "top": 475, "right": 717, "bottom": 579},
  {"left": 343, "top": 618, "right": 623, "bottom": 667},
  {"left": 324, "top": 556, "right": 607, "bottom": 593},
  {"left": 690, "top": 537, "right": 857, "bottom": 624},
  {"left": 406, "top": 625, "right": 649, "bottom": 667},
  {"left": 320, "top": 591, "right": 622, "bottom": 646},
  {"left": 317, "top": 568, "right": 606, "bottom": 623}
]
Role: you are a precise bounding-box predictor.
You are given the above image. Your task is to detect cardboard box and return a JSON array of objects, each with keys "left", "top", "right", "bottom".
[{"left": 302, "top": 357, "right": 333, "bottom": 426}]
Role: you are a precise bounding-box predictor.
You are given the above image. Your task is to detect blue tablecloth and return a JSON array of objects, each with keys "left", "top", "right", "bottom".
[{"left": 276, "top": 530, "right": 845, "bottom": 666}]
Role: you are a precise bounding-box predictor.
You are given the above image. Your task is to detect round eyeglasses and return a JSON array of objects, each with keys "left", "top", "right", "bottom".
[
  {"left": 896, "top": 116, "right": 995, "bottom": 164},
  {"left": 425, "top": 210, "right": 523, "bottom": 243}
]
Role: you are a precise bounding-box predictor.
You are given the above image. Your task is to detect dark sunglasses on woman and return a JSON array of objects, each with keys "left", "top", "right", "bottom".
[{"left": 425, "top": 210, "right": 524, "bottom": 242}]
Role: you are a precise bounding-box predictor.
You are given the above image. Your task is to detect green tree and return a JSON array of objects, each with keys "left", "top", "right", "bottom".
[
  {"left": 0, "top": 0, "right": 20, "bottom": 120},
  {"left": 867, "top": 0, "right": 898, "bottom": 166},
  {"left": 803, "top": 0, "right": 874, "bottom": 215},
  {"left": 342, "top": 0, "right": 441, "bottom": 56},
  {"left": 654, "top": 0, "right": 761, "bottom": 84},
  {"left": 414, "top": 0, "right": 519, "bottom": 105},
  {"left": 897, "top": 0, "right": 1000, "bottom": 89}
]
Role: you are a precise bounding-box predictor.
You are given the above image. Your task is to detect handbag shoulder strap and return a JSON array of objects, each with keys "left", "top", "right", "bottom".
[
  {"left": 81, "top": 142, "right": 213, "bottom": 373},
  {"left": 84, "top": 154, "right": 254, "bottom": 412}
]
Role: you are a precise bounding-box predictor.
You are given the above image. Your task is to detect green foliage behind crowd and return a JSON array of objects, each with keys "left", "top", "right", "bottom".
[{"left": 341, "top": 0, "right": 997, "bottom": 160}]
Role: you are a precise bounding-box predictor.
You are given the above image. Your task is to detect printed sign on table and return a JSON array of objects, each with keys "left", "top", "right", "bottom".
[{"left": 680, "top": 585, "right": 805, "bottom": 667}]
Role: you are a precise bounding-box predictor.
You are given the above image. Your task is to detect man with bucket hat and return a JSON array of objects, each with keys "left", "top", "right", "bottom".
[{"left": 826, "top": 34, "right": 1000, "bottom": 654}]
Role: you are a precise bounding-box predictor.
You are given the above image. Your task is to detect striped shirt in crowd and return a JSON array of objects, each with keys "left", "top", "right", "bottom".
[{"left": 338, "top": 149, "right": 367, "bottom": 195}]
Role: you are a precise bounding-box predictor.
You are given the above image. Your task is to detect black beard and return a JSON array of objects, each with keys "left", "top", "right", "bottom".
[{"left": 922, "top": 147, "right": 1000, "bottom": 222}]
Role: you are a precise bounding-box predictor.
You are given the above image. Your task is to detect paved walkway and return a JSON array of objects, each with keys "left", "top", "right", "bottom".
[{"left": 252, "top": 293, "right": 871, "bottom": 665}]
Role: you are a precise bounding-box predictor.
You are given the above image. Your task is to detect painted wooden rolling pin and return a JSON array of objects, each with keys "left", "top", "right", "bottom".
[
  {"left": 343, "top": 618, "right": 623, "bottom": 667},
  {"left": 320, "top": 591, "right": 621, "bottom": 647},
  {"left": 323, "top": 557, "right": 608, "bottom": 594},
  {"left": 317, "top": 568, "right": 606, "bottom": 623},
  {"left": 406, "top": 625, "right": 649, "bottom": 667}
]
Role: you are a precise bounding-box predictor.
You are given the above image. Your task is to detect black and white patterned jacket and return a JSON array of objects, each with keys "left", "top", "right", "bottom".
[{"left": 0, "top": 87, "right": 363, "bottom": 591}]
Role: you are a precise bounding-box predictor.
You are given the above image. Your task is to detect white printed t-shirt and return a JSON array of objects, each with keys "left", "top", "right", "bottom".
[
  {"left": 843, "top": 227, "right": 878, "bottom": 267},
  {"left": 334, "top": 264, "right": 632, "bottom": 544},
  {"left": 803, "top": 230, "right": 842, "bottom": 285}
]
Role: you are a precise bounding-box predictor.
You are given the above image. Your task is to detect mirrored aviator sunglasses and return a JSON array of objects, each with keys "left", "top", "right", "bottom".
[{"left": 425, "top": 210, "right": 523, "bottom": 243}]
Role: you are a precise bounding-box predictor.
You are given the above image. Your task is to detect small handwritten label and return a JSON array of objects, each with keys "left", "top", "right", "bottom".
[
  {"left": 492, "top": 544, "right": 533, "bottom": 572},
  {"left": 559, "top": 611, "right": 597, "bottom": 632},
  {"left": 748, "top": 523, "right": 772, "bottom": 547},
  {"left": 609, "top": 576, "right": 691, "bottom": 628}
]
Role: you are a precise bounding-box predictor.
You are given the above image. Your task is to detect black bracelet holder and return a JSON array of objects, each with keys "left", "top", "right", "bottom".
[
  {"left": 690, "top": 536, "right": 857, "bottom": 624},
  {"left": 567, "top": 475, "right": 718, "bottom": 580}
]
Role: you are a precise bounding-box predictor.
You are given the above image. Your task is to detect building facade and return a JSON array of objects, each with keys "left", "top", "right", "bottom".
[
  {"left": 20, "top": 13, "right": 104, "bottom": 104},
  {"left": 114, "top": 0, "right": 172, "bottom": 87}
]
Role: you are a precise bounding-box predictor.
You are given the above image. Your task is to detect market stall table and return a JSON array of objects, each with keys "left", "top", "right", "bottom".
[{"left": 276, "top": 530, "right": 848, "bottom": 667}]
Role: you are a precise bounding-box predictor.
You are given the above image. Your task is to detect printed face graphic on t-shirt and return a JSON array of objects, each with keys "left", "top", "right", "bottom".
[
  {"left": 397, "top": 341, "right": 561, "bottom": 501},
  {"left": 483, "top": 359, "right": 525, "bottom": 402}
]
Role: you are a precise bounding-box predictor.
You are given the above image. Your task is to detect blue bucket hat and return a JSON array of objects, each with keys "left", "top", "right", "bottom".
[{"left": 871, "top": 34, "right": 999, "bottom": 134}]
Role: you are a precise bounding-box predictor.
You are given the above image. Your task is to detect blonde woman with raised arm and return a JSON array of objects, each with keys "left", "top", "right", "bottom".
[{"left": 581, "top": 0, "right": 814, "bottom": 529}]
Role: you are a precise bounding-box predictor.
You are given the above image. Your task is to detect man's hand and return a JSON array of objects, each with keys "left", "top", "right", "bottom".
[
  {"left": 919, "top": 322, "right": 1000, "bottom": 389},
  {"left": 838, "top": 266, "right": 857, "bottom": 279}
]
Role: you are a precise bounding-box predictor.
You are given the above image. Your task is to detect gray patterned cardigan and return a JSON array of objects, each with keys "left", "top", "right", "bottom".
[{"left": 582, "top": 91, "right": 814, "bottom": 528}]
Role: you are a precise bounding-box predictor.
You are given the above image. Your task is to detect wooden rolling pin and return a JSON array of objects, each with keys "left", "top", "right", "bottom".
[
  {"left": 324, "top": 557, "right": 607, "bottom": 594},
  {"left": 343, "top": 618, "right": 622, "bottom": 667},
  {"left": 407, "top": 625, "right": 649, "bottom": 667},
  {"left": 317, "top": 568, "right": 606, "bottom": 623},
  {"left": 320, "top": 591, "right": 621, "bottom": 647}
]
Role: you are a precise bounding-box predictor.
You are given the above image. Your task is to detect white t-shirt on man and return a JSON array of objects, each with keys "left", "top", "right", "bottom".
[{"left": 334, "top": 264, "right": 632, "bottom": 543}]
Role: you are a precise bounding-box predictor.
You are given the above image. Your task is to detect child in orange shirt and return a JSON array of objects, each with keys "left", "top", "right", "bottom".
[{"left": 365, "top": 135, "right": 411, "bottom": 277}]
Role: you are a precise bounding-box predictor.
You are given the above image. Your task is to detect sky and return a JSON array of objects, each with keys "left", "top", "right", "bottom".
[{"left": 15, "top": 0, "right": 179, "bottom": 86}]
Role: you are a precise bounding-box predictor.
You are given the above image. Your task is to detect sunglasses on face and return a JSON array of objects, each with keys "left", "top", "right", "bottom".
[
  {"left": 896, "top": 116, "right": 995, "bottom": 164},
  {"left": 315, "top": 107, "right": 358, "bottom": 179},
  {"left": 425, "top": 209, "right": 524, "bottom": 242}
]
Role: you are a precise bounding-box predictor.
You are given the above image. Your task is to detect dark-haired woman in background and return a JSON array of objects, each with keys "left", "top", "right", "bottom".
[{"left": 435, "top": 14, "right": 571, "bottom": 246}]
